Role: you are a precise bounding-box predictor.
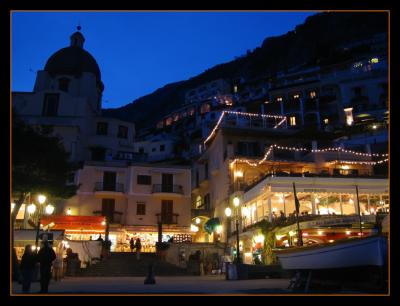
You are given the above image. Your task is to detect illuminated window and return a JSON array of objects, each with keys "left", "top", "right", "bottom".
[
  {"left": 196, "top": 196, "right": 203, "bottom": 209},
  {"left": 233, "top": 85, "right": 238, "bottom": 93},
  {"left": 276, "top": 97, "right": 283, "bottom": 102},
  {"left": 200, "top": 103, "right": 210, "bottom": 114},
  {"left": 370, "top": 57, "right": 379, "bottom": 64},
  {"left": 323, "top": 118, "right": 329, "bottom": 125},
  {"left": 165, "top": 117, "right": 173, "bottom": 126},
  {"left": 309, "top": 91, "right": 317, "bottom": 99},
  {"left": 289, "top": 116, "right": 296, "bottom": 126},
  {"left": 344, "top": 108, "right": 354, "bottom": 126}
]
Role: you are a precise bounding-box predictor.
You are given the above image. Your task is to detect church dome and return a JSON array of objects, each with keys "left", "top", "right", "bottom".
[
  {"left": 44, "top": 46, "right": 101, "bottom": 81},
  {"left": 44, "top": 30, "right": 101, "bottom": 82}
]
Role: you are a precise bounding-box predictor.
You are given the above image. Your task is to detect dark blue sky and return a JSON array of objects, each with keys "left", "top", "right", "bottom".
[{"left": 12, "top": 12, "right": 315, "bottom": 109}]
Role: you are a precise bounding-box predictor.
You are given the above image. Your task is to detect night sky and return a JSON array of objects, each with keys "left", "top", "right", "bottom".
[{"left": 12, "top": 11, "right": 315, "bottom": 109}]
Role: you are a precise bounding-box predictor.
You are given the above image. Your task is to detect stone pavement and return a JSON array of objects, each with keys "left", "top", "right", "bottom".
[{"left": 11, "top": 275, "right": 292, "bottom": 294}]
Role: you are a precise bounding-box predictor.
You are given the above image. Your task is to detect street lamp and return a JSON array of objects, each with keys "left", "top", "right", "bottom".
[
  {"left": 225, "top": 196, "right": 242, "bottom": 264},
  {"left": 32, "top": 194, "right": 54, "bottom": 250}
]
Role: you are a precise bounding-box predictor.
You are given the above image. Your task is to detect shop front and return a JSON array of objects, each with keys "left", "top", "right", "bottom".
[
  {"left": 111, "top": 225, "right": 192, "bottom": 252},
  {"left": 227, "top": 229, "right": 265, "bottom": 265}
]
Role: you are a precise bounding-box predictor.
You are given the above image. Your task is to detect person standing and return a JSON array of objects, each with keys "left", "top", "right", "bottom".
[
  {"left": 37, "top": 241, "right": 56, "bottom": 293},
  {"left": 129, "top": 237, "right": 135, "bottom": 253},
  {"left": 135, "top": 238, "right": 142, "bottom": 260},
  {"left": 20, "top": 245, "right": 37, "bottom": 293}
]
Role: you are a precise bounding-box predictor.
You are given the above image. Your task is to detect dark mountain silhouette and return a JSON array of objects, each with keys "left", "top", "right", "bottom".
[{"left": 102, "top": 12, "right": 387, "bottom": 130}]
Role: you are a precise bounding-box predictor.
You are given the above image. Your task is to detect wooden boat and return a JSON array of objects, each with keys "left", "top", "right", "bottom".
[{"left": 275, "top": 235, "right": 388, "bottom": 270}]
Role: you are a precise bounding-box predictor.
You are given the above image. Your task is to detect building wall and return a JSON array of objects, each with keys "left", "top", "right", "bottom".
[{"left": 61, "top": 163, "right": 192, "bottom": 230}]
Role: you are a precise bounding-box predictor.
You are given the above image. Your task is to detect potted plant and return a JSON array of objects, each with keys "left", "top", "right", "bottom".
[{"left": 156, "top": 242, "right": 170, "bottom": 261}]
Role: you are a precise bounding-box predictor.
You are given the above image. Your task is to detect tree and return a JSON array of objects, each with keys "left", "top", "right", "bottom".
[{"left": 11, "top": 112, "right": 79, "bottom": 231}]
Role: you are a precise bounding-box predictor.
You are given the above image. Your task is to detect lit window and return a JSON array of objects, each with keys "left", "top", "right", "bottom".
[
  {"left": 344, "top": 108, "right": 354, "bottom": 126},
  {"left": 165, "top": 117, "right": 173, "bottom": 126},
  {"left": 276, "top": 97, "right": 283, "bottom": 102},
  {"left": 233, "top": 85, "right": 238, "bottom": 93},
  {"left": 370, "top": 57, "right": 379, "bottom": 64},
  {"left": 309, "top": 91, "right": 317, "bottom": 99},
  {"left": 324, "top": 118, "right": 329, "bottom": 125},
  {"left": 289, "top": 116, "right": 296, "bottom": 126},
  {"left": 196, "top": 196, "right": 203, "bottom": 209}
]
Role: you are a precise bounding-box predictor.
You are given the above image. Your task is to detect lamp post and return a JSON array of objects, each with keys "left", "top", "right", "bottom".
[
  {"left": 225, "top": 196, "right": 242, "bottom": 264},
  {"left": 27, "top": 194, "right": 55, "bottom": 251}
]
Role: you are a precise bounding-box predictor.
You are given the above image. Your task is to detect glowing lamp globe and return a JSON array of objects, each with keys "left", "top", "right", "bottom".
[
  {"left": 27, "top": 203, "right": 36, "bottom": 214},
  {"left": 233, "top": 197, "right": 240, "bottom": 207},
  {"left": 225, "top": 207, "right": 232, "bottom": 217},
  {"left": 38, "top": 194, "right": 46, "bottom": 204},
  {"left": 45, "top": 204, "right": 55, "bottom": 215}
]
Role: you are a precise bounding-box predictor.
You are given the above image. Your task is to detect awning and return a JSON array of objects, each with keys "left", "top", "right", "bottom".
[
  {"left": 204, "top": 217, "right": 221, "bottom": 234},
  {"left": 40, "top": 215, "right": 106, "bottom": 232},
  {"left": 13, "top": 229, "right": 65, "bottom": 247}
]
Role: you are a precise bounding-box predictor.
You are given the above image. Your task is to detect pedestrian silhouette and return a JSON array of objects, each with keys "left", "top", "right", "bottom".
[
  {"left": 135, "top": 238, "right": 142, "bottom": 260},
  {"left": 20, "top": 245, "right": 37, "bottom": 293},
  {"left": 37, "top": 241, "right": 56, "bottom": 293},
  {"left": 130, "top": 237, "right": 135, "bottom": 253}
]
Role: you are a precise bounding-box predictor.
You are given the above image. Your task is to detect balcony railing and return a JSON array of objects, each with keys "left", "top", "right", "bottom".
[
  {"left": 155, "top": 213, "right": 179, "bottom": 224},
  {"left": 152, "top": 184, "right": 184, "bottom": 194},
  {"left": 94, "top": 182, "right": 124, "bottom": 192},
  {"left": 93, "top": 210, "right": 123, "bottom": 224}
]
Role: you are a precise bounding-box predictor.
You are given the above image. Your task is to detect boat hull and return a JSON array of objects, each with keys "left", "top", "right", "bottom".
[{"left": 276, "top": 236, "right": 388, "bottom": 270}]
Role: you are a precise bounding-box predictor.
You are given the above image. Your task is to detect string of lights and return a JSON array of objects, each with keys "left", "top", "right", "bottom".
[
  {"left": 326, "top": 159, "right": 389, "bottom": 165},
  {"left": 229, "top": 144, "right": 389, "bottom": 168},
  {"left": 204, "top": 111, "right": 287, "bottom": 145}
]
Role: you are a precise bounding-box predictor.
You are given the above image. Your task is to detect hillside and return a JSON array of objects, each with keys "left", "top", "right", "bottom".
[{"left": 102, "top": 12, "right": 388, "bottom": 130}]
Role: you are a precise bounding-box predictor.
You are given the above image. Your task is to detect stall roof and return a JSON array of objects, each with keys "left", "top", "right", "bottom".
[{"left": 40, "top": 215, "right": 106, "bottom": 231}]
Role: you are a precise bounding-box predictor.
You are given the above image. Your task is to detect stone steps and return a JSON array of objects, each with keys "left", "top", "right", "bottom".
[{"left": 78, "top": 252, "right": 189, "bottom": 277}]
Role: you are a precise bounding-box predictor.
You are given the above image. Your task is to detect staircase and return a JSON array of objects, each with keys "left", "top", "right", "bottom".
[{"left": 78, "top": 252, "right": 189, "bottom": 277}]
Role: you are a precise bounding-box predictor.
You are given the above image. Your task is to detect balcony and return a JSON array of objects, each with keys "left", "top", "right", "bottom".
[
  {"left": 93, "top": 210, "right": 123, "bottom": 224},
  {"left": 94, "top": 182, "right": 124, "bottom": 193},
  {"left": 152, "top": 184, "right": 184, "bottom": 195},
  {"left": 192, "top": 208, "right": 213, "bottom": 218},
  {"left": 155, "top": 213, "right": 179, "bottom": 225}
]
